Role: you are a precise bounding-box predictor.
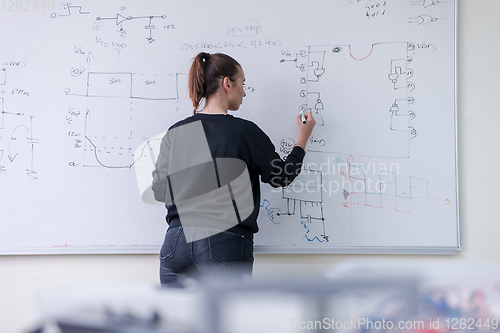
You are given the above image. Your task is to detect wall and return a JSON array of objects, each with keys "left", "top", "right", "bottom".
[{"left": 1, "top": 1, "right": 500, "bottom": 332}]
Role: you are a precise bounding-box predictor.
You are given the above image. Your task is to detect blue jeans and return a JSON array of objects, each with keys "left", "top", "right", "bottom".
[{"left": 159, "top": 226, "right": 254, "bottom": 287}]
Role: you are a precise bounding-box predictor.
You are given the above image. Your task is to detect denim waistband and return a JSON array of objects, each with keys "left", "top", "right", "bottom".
[{"left": 167, "top": 218, "right": 254, "bottom": 243}]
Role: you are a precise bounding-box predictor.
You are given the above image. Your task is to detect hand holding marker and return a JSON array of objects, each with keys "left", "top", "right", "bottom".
[
  {"left": 295, "top": 110, "right": 316, "bottom": 151},
  {"left": 300, "top": 110, "right": 307, "bottom": 124}
]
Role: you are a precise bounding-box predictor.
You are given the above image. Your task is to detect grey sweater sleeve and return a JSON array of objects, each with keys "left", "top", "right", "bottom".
[{"left": 151, "top": 131, "right": 172, "bottom": 203}]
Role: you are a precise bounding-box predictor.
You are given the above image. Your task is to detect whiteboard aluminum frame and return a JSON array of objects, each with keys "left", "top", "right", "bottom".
[
  {"left": 0, "top": 0, "right": 460, "bottom": 256},
  {"left": 454, "top": 0, "right": 461, "bottom": 252},
  {"left": 0, "top": 245, "right": 459, "bottom": 256},
  {"left": 254, "top": 246, "right": 459, "bottom": 255}
]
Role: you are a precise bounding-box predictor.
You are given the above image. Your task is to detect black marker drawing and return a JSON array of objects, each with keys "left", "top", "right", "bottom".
[
  {"left": 281, "top": 169, "right": 329, "bottom": 242},
  {"left": 282, "top": 42, "right": 417, "bottom": 159},
  {"left": 26, "top": 116, "right": 38, "bottom": 180},
  {"left": 51, "top": 3, "right": 89, "bottom": 18},
  {"left": 389, "top": 99, "right": 415, "bottom": 136},
  {"left": 0, "top": 95, "right": 37, "bottom": 179},
  {"left": 0, "top": 97, "right": 4, "bottom": 129},
  {"left": 0, "top": 68, "right": 5, "bottom": 86},
  {"left": 411, "top": 0, "right": 442, "bottom": 8},
  {"left": 66, "top": 72, "right": 187, "bottom": 101},
  {"left": 389, "top": 59, "right": 409, "bottom": 90},
  {"left": 66, "top": 71, "right": 189, "bottom": 170},
  {"left": 7, "top": 125, "right": 28, "bottom": 163},
  {"left": 225, "top": 19, "right": 262, "bottom": 37},
  {"left": 409, "top": 14, "right": 441, "bottom": 25},
  {"left": 94, "top": 8, "right": 166, "bottom": 43}
]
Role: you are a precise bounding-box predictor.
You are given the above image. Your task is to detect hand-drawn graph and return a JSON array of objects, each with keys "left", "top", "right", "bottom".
[
  {"left": 67, "top": 72, "right": 187, "bottom": 101},
  {"left": 50, "top": 3, "right": 89, "bottom": 18},
  {"left": 262, "top": 153, "right": 451, "bottom": 243},
  {"left": 342, "top": 156, "right": 451, "bottom": 214},
  {"left": 282, "top": 42, "right": 416, "bottom": 158},
  {"left": 67, "top": 72, "right": 188, "bottom": 169}
]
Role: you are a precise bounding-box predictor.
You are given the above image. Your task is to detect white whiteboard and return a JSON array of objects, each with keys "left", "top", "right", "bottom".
[{"left": 0, "top": 0, "right": 458, "bottom": 254}]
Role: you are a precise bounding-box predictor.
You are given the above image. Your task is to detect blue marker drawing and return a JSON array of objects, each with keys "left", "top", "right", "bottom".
[
  {"left": 260, "top": 199, "right": 283, "bottom": 224},
  {"left": 343, "top": 189, "right": 350, "bottom": 200},
  {"left": 301, "top": 221, "right": 327, "bottom": 243}
]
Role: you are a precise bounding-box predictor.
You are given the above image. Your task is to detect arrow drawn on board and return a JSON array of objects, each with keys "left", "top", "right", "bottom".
[{"left": 8, "top": 125, "right": 29, "bottom": 162}]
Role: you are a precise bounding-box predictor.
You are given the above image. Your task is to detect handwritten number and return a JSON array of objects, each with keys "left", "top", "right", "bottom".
[{"left": 93, "top": 21, "right": 104, "bottom": 30}]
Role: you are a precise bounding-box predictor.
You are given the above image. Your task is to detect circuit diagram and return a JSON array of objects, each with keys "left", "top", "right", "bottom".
[
  {"left": 269, "top": 37, "right": 452, "bottom": 243},
  {"left": 282, "top": 42, "right": 417, "bottom": 159},
  {"left": 51, "top": 4, "right": 170, "bottom": 43},
  {"left": 410, "top": 0, "right": 443, "bottom": 25},
  {"left": 93, "top": 6, "right": 167, "bottom": 43},
  {"left": 282, "top": 169, "right": 328, "bottom": 243}
]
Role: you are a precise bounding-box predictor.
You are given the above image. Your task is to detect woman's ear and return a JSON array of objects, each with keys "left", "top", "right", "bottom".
[{"left": 223, "top": 77, "right": 231, "bottom": 91}]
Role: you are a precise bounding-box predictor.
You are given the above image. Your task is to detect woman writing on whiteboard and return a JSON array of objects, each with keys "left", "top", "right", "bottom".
[{"left": 152, "top": 52, "right": 315, "bottom": 287}]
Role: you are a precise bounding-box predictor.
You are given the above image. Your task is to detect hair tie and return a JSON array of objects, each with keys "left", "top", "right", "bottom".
[{"left": 202, "top": 52, "right": 210, "bottom": 62}]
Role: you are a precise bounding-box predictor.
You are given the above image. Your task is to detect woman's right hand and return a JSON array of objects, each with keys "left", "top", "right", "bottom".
[{"left": 295, "top": 111, "right": 316, "bottom": 149}]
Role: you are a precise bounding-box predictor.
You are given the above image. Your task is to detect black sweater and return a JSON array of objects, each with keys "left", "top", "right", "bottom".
[{"left": 152, "top": 113, "right": 305, "bottom": 241}]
